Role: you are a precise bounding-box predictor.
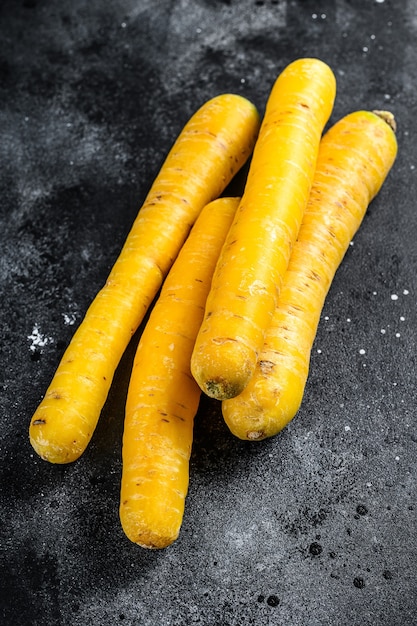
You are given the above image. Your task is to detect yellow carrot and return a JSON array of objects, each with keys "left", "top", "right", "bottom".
[
  {"left": 190, "top": 58, "right": 336, "bottom": 400},
  {"left": 120, "top": 197, "right": 240, "bottom": 549},
  {"left": 222, "top": 110, "right": 398, "bottom": 440},
  {"left": 29, "top": 95, "right": 259, "bottom": 464}
]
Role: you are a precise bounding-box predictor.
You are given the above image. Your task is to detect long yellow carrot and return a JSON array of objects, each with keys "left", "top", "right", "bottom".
[
  {"left": 190, "top": 58, "right": 336, "bottom": 400},
  {"left": 222, "top": 110, "right": 398, "bottom": 440},
  {"left": 120, "top": 197, "right": 240, "bottom": 549},
  {"left": 29, "top": 96, "right": 259, "bottom": 464}
]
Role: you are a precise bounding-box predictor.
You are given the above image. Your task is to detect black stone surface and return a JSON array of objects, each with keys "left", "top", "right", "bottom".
[{"left": 1, "top": 1, "right": 416, "bottom": 625}]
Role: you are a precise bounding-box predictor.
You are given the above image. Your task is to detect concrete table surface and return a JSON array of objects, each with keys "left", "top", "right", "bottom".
[{"left": 1, "top": 1, "right": 416, "bottom": 625}]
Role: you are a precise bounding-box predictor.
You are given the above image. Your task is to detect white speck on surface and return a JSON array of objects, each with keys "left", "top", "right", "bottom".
[
  {"left": 363, "top": 46, "right": 369, "bottom": 52},
  {"left": 395, "top": 332, "right": 401, "bottom": 338},
  {"left": 359, "top": 348, "right": 366, "bottom": 355},
  {"left": 403, "top": 289, "right": 409, "bottom": 295},
  {"left": 344, "top": 425, "right": 351, "bottom": 432},
  {"left": 395, "top": 456, "right": 400, "bottom": 461},
  {"left": 28, "top": 324, "right": 54, "bottom": 353},
  {"left": 62, "top": 312, "right": 77, "bottom": 326},
  {"left": 347, "top": 318, "right": 351, "bottom": 323},
  {"left": 391, "top": 294, "right": 398, "bottom": 300},
  {"left": 375, "top": 0, "right": 385, "bottom": 3},
  {"left": 121, "top": 22, "right": 127, "bottom": 28},
  {"left": 317, "top": 349, "right": 322, "bottom": 354},
  {"left": 400, "top": 316, "right": 405, "bottom": 321},
  {"left": 381, "top": 328, "right": 386, "bottom": 334}
]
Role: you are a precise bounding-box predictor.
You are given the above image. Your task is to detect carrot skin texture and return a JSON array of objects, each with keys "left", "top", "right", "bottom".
[
  {"left": 29, "top": 95, "right": 260, "bottom": 464},
  {"left": 120, "top": 197, "right": 240, "bottom": 549},
  {"left": 222, "top": 110, "right": 398, "bottom": 440},
  {"left": 191, "top": 58, "right": 336, "bottom": 400}
]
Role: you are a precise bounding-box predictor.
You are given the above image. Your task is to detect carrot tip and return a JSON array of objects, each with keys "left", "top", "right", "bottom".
[
  {"left": 246, "top": 430, "right": 266, "bottom": 441},
  {"left": 372, "top": 110, "right": 397, "bottom": 133},
  {"left": 204, "top": 377, "right": 244, "bottom": 400}
]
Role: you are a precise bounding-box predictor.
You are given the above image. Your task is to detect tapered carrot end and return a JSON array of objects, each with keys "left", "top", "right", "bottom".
[
  {"left": 222, "top": 364, "right": 305, "bottom": 440},
  {"left": 121, "top": 523, "right": 179, "bottom": 550},
  {"left": 29, "top": 403, "right": 91, "bottom": 464},
  {"left": 120, "top": 504, "right": 182, "bottom": 550},
  {"left": 191, "top": 338, "right": 256, "bottom": 400}
]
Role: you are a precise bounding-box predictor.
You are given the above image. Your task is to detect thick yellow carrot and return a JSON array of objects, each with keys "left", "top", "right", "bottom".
[
  {"left": 191, "top": 58, "right": 336, "bottom": 400},
  {"left": 120, "top": 197, "right": 240, "bottom": 549},
  {"left": 222, "top": 110, "right": 398, "bottom": 440},
  {"left": 29, "top": 95, "right": 259, "bottom": 464}
]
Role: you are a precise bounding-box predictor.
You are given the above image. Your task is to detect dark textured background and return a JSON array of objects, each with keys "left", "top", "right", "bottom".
[{"left": 1, "top": 1, "right": 416, "bottom": 625}]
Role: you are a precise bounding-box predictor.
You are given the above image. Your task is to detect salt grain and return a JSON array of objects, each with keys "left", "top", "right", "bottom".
[
  {"left": 62, "top": 313, "right": 77, "bottom": 326},
  {"left": 28, "top": 324, "right": 53, "bottom": 353},
  {"left": 391, "top": 294, "right": 398, "bottom": 300},
  {"left": 359, "top": 348, "right": 366, "bottom": 355}
]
